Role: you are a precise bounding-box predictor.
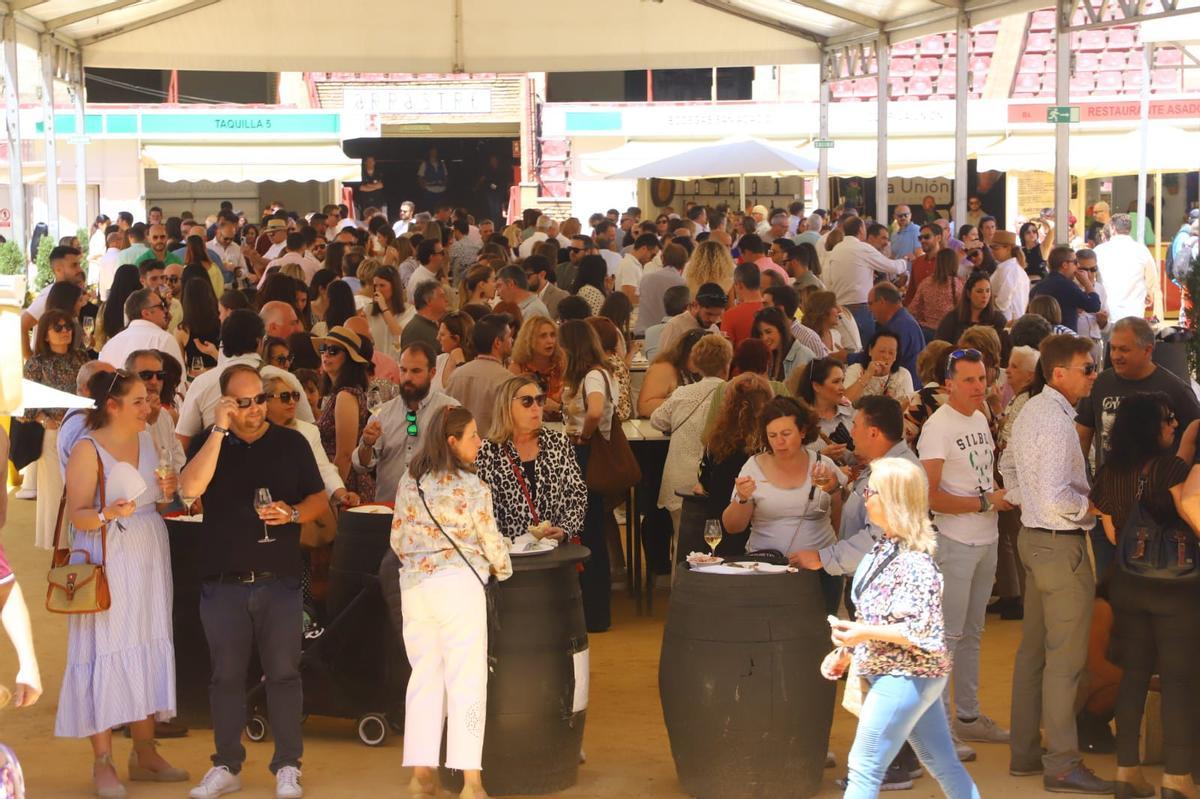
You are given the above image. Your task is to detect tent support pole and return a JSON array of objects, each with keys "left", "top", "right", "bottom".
[
  {"left": 1053, "top": 0, "right": 1070, "bottom": 245},
  {"left": 739, "top": 174, "right": 746, "bottom": 213},
  {"left": 875, "top": 34, "right": 889, "bottom": 225},
  {"left": 1155, "top": 170, "right": 1164, "bottom": 321},
  {"left": 818, "top": 47, "right": 830, "bottom": 212},
  {"left": 39, "top": 34, "right": 58, "bottom": 241},
  {"left": 954, "top": 9, "right": 969, "bottom": 231},
  {"left": 1136, "top": 41, "right": 1150, "bottom": 244},
  {"left": 71, "top": 56, "right": 86, "bottom": 238},
  {"left": 2, "top": 12, "right": 27, "bottom": 260}
]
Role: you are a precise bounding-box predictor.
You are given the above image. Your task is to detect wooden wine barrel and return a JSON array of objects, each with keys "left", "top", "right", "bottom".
[
  {"left": 659, "top": 566, "right": 835, "bottom": 799},
  {"left": 441, "top": 543, "right": 590, "bottom": 796}
]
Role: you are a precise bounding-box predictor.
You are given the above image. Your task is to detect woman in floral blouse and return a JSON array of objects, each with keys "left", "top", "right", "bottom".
[
  {"left": 391, "top": 405, "right": 512, "bottom": 799},
  {"left": 821, "top": 457, "right": 979, "bottom": 799}
]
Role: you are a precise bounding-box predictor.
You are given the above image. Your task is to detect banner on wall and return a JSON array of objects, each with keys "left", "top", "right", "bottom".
[{"left": 887, "top": 177, "right": 952, "bottom": 205}]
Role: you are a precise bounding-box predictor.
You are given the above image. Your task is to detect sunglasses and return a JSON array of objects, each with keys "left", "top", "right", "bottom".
[
  {"left": 1066, "top": 363, "right": 1100, "bottom": 376},
  {"left": 947, "top": 347, "right": 982, "bottom": 369},
  {"left": 136, "top": 370, "right": 166, "bottom": 381},
  {"left": 918, "top": 234, "right": 933, "bottom": 241},
  {"left": 50, "top": 322, "right": 72, "bottom": 333},
  {"left": 270, "top": 353, "right": 294, "bottom": 366},
  {"left": 266, "top": 391, "right": 301, "bottom": 403},
  {"left": 319, "top": 345, "right": 346, "bottom": 357},
  {"left": 165, "top": 275, "right": 180, "bottom": 284},
  {"left": 405, "top": 409, "right": 418, "bottom": 437},
  {"left": 516, "top": 393, "right": 547, "bottom": 409},
  {"left": 232, "top": 393, "right": 269, "bottom": 408}
]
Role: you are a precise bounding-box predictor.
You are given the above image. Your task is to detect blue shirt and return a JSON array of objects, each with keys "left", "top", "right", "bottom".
[
  {"left": 877, "top": 307, "right": 923, "bottom": 387},
  {"left": 891, "top": 222, "right": 922, "bottom": 260},
  {"left": 1029, "top": 270, "right": 1101, "bottom": 333}
]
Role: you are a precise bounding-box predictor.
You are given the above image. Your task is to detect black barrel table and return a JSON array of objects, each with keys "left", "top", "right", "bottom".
[
  {"left": 441, "top": 543, "right": 591, "bottom": 796},
  {"left": 166, "top": 515, "right": 211, "bottom": 727},
  {"left": 659, "top": 565, "right": 835, "bottom": 799}
]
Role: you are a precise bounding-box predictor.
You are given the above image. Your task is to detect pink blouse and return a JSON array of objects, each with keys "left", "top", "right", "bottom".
[{"left": 908, "top": 276, "right": 963, "bottom": 331}]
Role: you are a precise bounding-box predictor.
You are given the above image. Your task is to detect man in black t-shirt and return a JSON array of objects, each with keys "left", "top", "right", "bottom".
[
  {"left": 1075, "top": 318, "right": 1200, "bottom": 468},
  {"left": 180, "top": 364, "right": 325, "bottom": 799}
]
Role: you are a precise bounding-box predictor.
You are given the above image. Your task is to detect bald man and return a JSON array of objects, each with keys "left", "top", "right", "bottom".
[
  {"left": 58, "top": 361, "right": 116, "bottom": 477},
  {"left": 261, "top": 300, "right": 302, "bottom": 341},
  {"left": 135, "top": 223, "right": 183, "bottom": 268}
]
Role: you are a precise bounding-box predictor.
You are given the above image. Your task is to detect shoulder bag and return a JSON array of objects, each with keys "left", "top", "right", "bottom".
[
  {"left": 1116, "top": 472, "right": 1199, "bottom": 582},
  {"left": 415, "top": 476, "right": 502, "bottom": 670},
  {"left": 46, "top": 441, "right": 111, "bottom": 614},
  {"left": 583, "top": 371, "right": 642, "bottom": 497}
]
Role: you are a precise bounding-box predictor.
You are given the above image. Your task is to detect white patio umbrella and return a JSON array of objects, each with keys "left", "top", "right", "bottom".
[{"left": 607, "top": 137, "right": 818, "bottom": 209}]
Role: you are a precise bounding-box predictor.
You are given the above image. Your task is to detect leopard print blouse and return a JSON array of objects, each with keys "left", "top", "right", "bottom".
[{"left": 475, "top": 428, "right": 588, "bottom": 540}]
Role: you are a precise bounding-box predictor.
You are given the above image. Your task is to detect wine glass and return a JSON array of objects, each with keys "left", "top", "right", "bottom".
[
  {"left": 155, "top": 443, "right": 175, "bottom": 502},
  {"left": 703, "top": 519, "right": 723, "bottom": 557},
  {"left": 367, "top": 385, "right": 385, "bottom": 415},
  {"left": 190, "top": 355, "right": 205, "bottom": 376},
  {"left": 254, "top": 487, "right": 277, "bottom": 544},
  {"left": 81, "top": 315, "right": 95, "bottom": 341}
]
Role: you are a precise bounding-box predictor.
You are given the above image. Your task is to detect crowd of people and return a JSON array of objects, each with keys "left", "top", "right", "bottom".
[{"left": 6, "top": 191, "right": 1200, "bottom": 799}]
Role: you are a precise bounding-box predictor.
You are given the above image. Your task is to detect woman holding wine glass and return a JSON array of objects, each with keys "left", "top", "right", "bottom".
[
  {"left": 58, "top": 369, "right": 188, "bottom": 798},
  {"left": 721, "top": 396, "right": 844, "bottom": 612},
  {"left": 314, "top": 326, "right": 376, "bottom": 503}
]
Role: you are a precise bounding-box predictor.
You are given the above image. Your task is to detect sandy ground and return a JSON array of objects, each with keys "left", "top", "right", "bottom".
[{"left": 0, "top": 488, "right": 1134, "bottom": 798}]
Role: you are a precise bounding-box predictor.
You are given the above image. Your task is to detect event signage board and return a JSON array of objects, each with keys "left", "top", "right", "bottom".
[{"left": 1012, "top": 99, "right": 1200, "bottom": 123}]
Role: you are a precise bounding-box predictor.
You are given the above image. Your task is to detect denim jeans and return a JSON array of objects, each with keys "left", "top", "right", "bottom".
[
  {"left": 845, "top": 674, "right": 980, "bottom": 799},
  {"left": 199, "top": 578, "right": 303, "bottom": 775}
]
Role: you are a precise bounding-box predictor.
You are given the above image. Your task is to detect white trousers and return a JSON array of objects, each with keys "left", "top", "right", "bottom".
[
  {"left": 401, "top": 568, "right": 489, "bottom": 771},
  {"left": 34, "top": 426, "right": 62, "bottom": 550}
]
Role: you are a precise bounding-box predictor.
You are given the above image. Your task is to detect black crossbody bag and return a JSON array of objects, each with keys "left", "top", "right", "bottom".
[{"left": 415, "top": 477, "right": 502, "bottom": 670}]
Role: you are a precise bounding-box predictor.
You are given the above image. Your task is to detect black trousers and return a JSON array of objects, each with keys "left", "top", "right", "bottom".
[
  {"left": 1110, "top": 571, "right": 1200, "bottom": 774},
  {"left": 573, "top": 443, "right": 611, "bottom": 633}
]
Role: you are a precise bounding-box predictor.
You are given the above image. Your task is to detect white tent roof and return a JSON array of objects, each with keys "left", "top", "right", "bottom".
[
  {"left": 608, "top": 137, "right": 818, "bottom": 180},
  {"left": 975, "top": 126, "right": 1200, "bottom": 177},
  {"left": 2, "top": 0, "right": 1051, "bottom": 72},
  {"left": 142, "top": 143, "right": 360, "bottom": 183}
]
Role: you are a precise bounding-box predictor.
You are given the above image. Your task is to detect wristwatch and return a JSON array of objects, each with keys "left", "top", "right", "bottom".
[
  {"left": 289, "top": 507, "right": 301, "bottom": 524},
  {"left": 212, "top": 425, "right": 229, "bottom": 437},
  {"left": 736, "top": 495, "right": 752, "bottom": 505},
  {"left": 978, "top": 492, "right": 993, "bottom": 513},
  {"left": 97, "top": 509, "right": 108, "bottom": 524}
]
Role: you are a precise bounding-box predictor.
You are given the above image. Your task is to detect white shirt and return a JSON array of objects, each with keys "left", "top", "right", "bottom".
[
  {"left": 292, "top": 418, "right": 344, "bottom": 497},
  {"left": 1095, "top": 234, "right": 1155, "bottom": 322},
  {"left": 147, "top": 410, "right": 187, "bottom": 475},
  {"left": 392, "top": 219, "right": 413, "bottom": 237},
  {"left": 990, "top": 257, "right": 1031, "bottom": 322},
  {"left": 825, "top": 236, "right": 907, "bottom": 306},
  {"left": 598, "top": 249, "right": 622, "bottom": 278},
  {"left": 24, "top": 284, "right": 52, "bottom": 321},
  {"left": 406, "top": 264, "right": 438, "bottom": 304},
  {"left": 917, "top": 403, "right": 998, "bottom": 546},
  {"left": 1078, "top": 280, "right": 1109, "bottom": 341},
  {"left": 99, "top": 248, "right": 123, "bottom": 300},
  {"left": 209, "top": 239, "right": 246, "bottom": 274},
  {"left": 264, "top": 242, "right": 285, "bottom": 261},
  {"left": 174, "top": 352, "right": 313, "bottom": 438},
  {"left": 98, "top": 319, "right": 186, "bottom": 370},
  {"left": 518, "top": 231, "right": 549, "bottom": 258},
  {"left": 615, "top": 253, "right": 644, "bottom": 294}
]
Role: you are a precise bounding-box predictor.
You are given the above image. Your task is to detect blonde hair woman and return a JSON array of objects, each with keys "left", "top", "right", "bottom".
[
  {"left": 683, "top": 240, "right": 735, "bottom": 296},
  {"left": 508, "top": 314, "right": 566, "bottom": 411},
  {"left": 820, "top": 457, "right": 977, "bottom": 799}
]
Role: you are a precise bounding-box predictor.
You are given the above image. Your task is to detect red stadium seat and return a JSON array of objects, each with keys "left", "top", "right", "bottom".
[
  {"left": 831, "top": 80, "right": 856, "bottom": 99},
  {"left": 937, "top": 72, "right": 957, "bottom": 94},
  {"left": 1079, "top": 30, "right": 1107, "bottom": 51},
  {"left": 890, "top": 57, "right": 915, "bottom": 77},
  {"left": 854, "top": 77, "right": 878, "bottom": 98},
  {"left": 920, "top": 36, "right": 946, "bottom": 56},
  {"left": 970, "top": 56, "right": 991, "bottom": 74},
  {"left": 891, "top": 39, "right": 918, "bottom": 56},
  {"left": 973, "top": 32, "right": 998, "bottom": 53},
  {"left": 1151, "top": 68, "right": 1181, "bottom": 90},
  {"left": 1019, "top": 54, "right": 1045, "bottom": 73},
  {"left": 1108, "top": 27, "right": 1136, "bottom": 49},
  {"left": 1030, "top": 10, "right": 1056, "bottom": 30},
  {"left": 916, "top": 57, "right": 941, "bottom": 74},
  {"left": 1155, "top": 47, "right": 1184, "bottom": 66},
  {"left": 1075, "top": 52, "right": 1100, "bottom": 72},
  {"left": 1014, "top": 73, "right": 1043, "bottom": 94},
  {"left": 1070, "top": 72, "right": 1095, "bottom": 94},
  {"left": 908, "top": 76, "right": 934, "bottom": 96},
  {"left": 1100, "top": 52, "right": 1128, "bottom": 70},
  {"left": 1095, "top": 71, "right": 1123, "bottom": 93},
  {"left": 1123, "top": 70, "right": 1144, "bottom": 89},
  {"left": 1026, "top": 32, "right": 1053, "bottom": 53}
]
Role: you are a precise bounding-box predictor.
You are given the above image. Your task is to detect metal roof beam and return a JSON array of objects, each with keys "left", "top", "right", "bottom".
[
  {"left": 46, "top": 0, "right": 141, "bottom": 32},
  {"left": 77, "top": 0, "right": 223, "bottom": 46},
  {"left": 691, "top": 0, "right": 826, "bottom": 43},
  {"left": 1061, "top": 0, "right": 1200, "bottom": 32},
  {"left": 826, "top": 0, "right": 1015, "bottom": 46},
  {"left": 8, "top": 0, "right": 48, "bottom": 9},
  {"left": 785, "top": 0, "right": 882, "bottom": 30}
]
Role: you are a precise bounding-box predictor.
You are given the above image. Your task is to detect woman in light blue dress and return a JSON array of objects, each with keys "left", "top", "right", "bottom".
[{"left": 58, "top": 369, "right": 187, "bottom": 798}]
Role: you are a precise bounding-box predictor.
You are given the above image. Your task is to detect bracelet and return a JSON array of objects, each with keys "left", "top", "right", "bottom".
[
  {"left": 735, "top": 496, "right": 752, "bottom": 505},
  {"left": 212, "top": 425, "right": 229, "bottom": 436}
]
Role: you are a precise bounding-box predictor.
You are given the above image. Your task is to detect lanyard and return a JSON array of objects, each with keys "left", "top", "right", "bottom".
[
  {"left": 504, "top": 445, "right": 540, "bottom": 525},
  {"left": 853, "top": 544, "right": 902, "bottom": 603}
]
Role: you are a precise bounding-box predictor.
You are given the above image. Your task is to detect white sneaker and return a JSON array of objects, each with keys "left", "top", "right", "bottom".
[
  {"left": 189, "top": 766, "right": 241, "bottom": 799},
  {"left": 275, "top": 766, "right": 303, "bottom": 799},
  {"left": 956, "top": 714, "right": 1011, "bottom": 744},
  {"left": 14, "top": 488, "right": 35, "bottom": 500},
  {"left": 950, "top": 730, "right": 977, "bottom": 762}
]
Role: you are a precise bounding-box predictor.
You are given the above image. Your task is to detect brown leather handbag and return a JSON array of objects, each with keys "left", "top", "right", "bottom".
[
  {"left": 46, "top": 441, "right": 111, "bottom": 615},
  {"left": 583, "top": 373, "right": 641, "bottom": 497}
]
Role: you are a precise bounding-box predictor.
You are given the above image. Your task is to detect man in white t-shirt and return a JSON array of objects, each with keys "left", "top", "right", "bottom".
[
  {"left": 518, "top": 215, "right": 552, "bottom": 258},
  {"left": 614, "top": 234, "right": 661, "bottom": 306},
  {"left": 917, "top": 348, "right": 1013, "bottom": 758}
]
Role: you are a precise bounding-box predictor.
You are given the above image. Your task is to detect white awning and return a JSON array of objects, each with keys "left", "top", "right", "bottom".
[
  {"left": 141, "top": 144, "right": 359, "bottom": 183},
  {"left": 975, "top": 127, "right": 1200, "bottom": 177}
]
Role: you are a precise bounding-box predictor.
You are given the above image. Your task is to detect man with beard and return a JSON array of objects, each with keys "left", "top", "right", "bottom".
[{"left": 351, "top": 342, "right": 459, "bottom": 504}]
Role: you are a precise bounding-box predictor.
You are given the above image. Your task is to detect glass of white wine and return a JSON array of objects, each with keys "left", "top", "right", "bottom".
[
  {"left": 82, "top": 315, "right": 95, "bottom": 343},
  {"left": 155, "top": 443, "right": 175, "bottom": 502},
  {"left": 190, "top": 355, "right": 205, "bottom": 377},
  {"left": 254, "top": 487, "right": 277, "bottom": 544},
  {"left": 703, "top": 519, "right": 723, "bottom": 557}
]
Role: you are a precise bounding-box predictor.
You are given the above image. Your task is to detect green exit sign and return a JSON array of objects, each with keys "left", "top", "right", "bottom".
[
  {"left": 813, "top": 138, "right": 835, "bottom": 149},
  {"left": 1047, "top": 106, "right": 1080, "bottom": 123}
]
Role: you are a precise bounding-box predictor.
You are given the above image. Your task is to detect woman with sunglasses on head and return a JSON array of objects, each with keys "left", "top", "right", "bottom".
[
  {"left": 393, "top": 405, "right": 512, "bottom": 799},
  {"left": 475, "top": 376, "right": 587, "bottom": 545},
  {"left": 787, "top": 357, "right": 855, "bottom": 465},
  {"left": 314, "top": 326, "right": 376, "bottom": 503},
  {"left": 22, "top": 308, "right": 90, "bottom": 550},
  {"left": 822, "top": 457, "right": 979, "bottom": 799},
  {"left": 1089, "top": 392, "right": 1200, "bottom": 799},
  {"left": 58, "top": 369, "right": 188, "bottom": 798}
]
